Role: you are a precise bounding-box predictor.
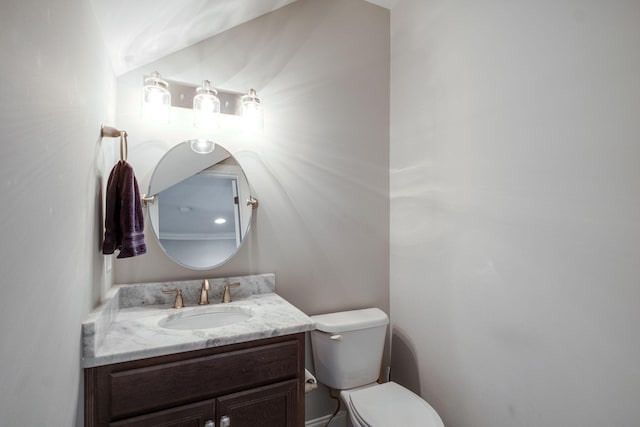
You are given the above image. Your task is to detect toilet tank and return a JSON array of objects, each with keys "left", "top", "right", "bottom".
[{"left": 310, "top": 308, "right": 389, "bottom": 390}]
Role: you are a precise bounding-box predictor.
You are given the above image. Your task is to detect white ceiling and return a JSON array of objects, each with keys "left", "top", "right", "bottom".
[{"left": 91, "top": 0, "right": 395, "bottom": 76}]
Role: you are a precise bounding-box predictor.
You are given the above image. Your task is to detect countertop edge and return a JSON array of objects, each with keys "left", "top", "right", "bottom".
[{"left": 82, "top": 322, "right": 315, "bottom": 368}]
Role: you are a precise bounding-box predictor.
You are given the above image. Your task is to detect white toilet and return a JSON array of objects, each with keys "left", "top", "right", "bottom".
[{"left": 310, "top": 308, "right": 444, "bottom": 427}]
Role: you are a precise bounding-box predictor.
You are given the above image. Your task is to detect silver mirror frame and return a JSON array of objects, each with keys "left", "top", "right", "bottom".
[{"left": 146, "top": 141, "right": 255, "bottom": 270}]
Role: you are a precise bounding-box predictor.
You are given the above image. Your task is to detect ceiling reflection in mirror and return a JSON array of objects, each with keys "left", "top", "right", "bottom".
[{"left": 147, "top": 141, "right": 253, "bottom": 270}]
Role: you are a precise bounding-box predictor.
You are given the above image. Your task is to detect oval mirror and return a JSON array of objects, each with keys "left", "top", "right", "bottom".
[{"left": 147, "top": 140, "right": 253, "bottom": 270}]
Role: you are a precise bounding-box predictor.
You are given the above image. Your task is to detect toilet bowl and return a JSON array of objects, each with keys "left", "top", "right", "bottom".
[
  {"left": 341, "top": 382, "right": 443, "bottom": 427},
  {"left": 310, "top": 308, "right": 444, "bottom": 427}
]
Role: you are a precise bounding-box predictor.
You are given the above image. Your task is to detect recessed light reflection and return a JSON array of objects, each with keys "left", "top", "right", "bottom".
[
  {"left": 190, "top": 139, "right": 215, "bottom": 154},
  {"left": 214, "top": 218, "right": 226, "bottom": 225}
]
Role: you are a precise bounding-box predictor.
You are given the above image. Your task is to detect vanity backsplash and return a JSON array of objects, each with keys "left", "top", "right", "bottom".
[{"left": 118, "top": 273, "right": 275, "bottom": 308}]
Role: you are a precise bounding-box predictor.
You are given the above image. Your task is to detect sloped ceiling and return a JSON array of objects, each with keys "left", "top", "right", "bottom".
[{"left": 91, "top": 0, "right": 395, "bottom": 76}]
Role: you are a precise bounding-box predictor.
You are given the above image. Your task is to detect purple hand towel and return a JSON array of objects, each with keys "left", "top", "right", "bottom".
[
  {"left": 102, "top": 160, "right": 147, "bottom": 258},
  {"left": 102, "top": 162, "right": 122, "bottom": 254}
]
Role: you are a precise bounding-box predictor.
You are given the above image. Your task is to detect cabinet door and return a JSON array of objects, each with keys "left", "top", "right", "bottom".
[
  {"left": 217, "top": 380, "right": 299, "bottom": 427},
  {"left": 109, "top": 399, "right": 215, "bottom": 427}
]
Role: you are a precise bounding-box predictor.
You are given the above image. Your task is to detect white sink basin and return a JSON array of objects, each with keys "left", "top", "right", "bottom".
[{"left": 158, "top": 307, "right": 252, "bottom": 330}]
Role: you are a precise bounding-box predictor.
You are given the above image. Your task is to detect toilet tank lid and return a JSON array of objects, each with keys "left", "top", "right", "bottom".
[{"left": 311, "top": 308, "right": 389, "bottom": 333}]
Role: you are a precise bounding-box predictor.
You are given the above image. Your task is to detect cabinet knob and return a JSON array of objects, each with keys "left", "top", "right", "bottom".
[
  {"left": 204, "top": 421, "right": 215, "bottom": 427},
  {"left": 220, "top": 415, "right": 230, "bottom": 427}
]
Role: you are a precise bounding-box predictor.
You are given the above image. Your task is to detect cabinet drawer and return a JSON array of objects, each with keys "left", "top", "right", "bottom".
[
  {"left": 109, "top": 399, "right": 215, "bottom": 427},
  {"left": 103, "top": 340, "right": 300, "bottom": 420}
]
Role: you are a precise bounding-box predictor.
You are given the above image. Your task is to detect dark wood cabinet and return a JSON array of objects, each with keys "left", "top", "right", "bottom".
[
  {"left": 85, "top": 334, "right": 305, "bottom": 427},
  {"left": 109, "top": 399, "right": 215, "bottom": 427},
  {"left": 217, "top": 380, "right": 298, "bottom": 427}
]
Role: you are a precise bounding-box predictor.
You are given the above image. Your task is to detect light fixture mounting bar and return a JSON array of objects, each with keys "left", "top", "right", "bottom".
[{"left": 164, "top": 78, "right": 243, "bottom": 116}]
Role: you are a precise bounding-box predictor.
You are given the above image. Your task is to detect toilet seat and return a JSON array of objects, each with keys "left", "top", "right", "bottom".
[{"left": 343, "top": 382, "right": 444, "bottom": 427}]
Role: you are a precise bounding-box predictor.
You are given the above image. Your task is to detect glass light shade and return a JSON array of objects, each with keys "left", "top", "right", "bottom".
[
  {"left": 141, "top": 71, "right": 171, "bottom": 124},
  {"left": 241, "top": 88, "right": 263, "bottom": 132},
  {"left": 193, "top": 80, "right": 220, "bottom": 129},
  {"left": 190, "top": 139, "right": 215, "bottom": 154}
]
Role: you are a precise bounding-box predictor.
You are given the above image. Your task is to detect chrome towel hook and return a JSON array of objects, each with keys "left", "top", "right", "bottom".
[
  {"left": 119, "top": 131, "right": 128, "bottom": 162},
  {"left": 100, "top": 125, "right": 129, "bottom": 162}
]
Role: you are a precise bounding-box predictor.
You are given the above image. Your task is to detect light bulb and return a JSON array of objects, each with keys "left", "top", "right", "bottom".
[
  {"left": 241, "top": 89, "right": 263, "bottom": 132},
  {"left": 141, "top": 71, "right": 171, "bottom": 124},
  {"left": 193, "top": 80, "right": 220, "bottom": 129}
]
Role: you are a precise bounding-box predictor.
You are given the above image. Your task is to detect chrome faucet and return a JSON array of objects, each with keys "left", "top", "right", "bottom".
[
  {"left": 162, "top": 288, "right": 184, "bottom": 309},
  {"left": 198, "top": 279, "right": 210, "bottom": 305},
  {"left": 221, "top": 282, "right": 240, "bottom": 303}
]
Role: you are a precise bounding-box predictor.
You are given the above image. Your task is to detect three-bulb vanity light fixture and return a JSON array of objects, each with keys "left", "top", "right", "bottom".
[{"left": 141, "top": 71, "right": 263, "bottom": 154}]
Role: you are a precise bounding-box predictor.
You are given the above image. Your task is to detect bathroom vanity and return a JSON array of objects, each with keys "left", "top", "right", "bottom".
[
  {"left": 85, "top": 334, "right": 303, "bottom": 426},
  {"left": 82, "top": 274, "right": 314, "bottom": 427}
]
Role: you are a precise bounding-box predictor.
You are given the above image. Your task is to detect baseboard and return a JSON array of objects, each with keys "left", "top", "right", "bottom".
[{"left": 305, "top": 410, "right": 348, "bottom": 427}]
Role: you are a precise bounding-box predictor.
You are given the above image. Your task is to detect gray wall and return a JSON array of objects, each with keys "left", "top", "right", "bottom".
[
  {"left": 114, "top": 0, "right": 390, "bottom": 321},
  {"left": 0, "top": 1, "right": 115, "bottom": 425},
  {"left": 112, "top": 0, "right": 390, "bottom": 421},
  {"left": 390, "top": 1, "right": 640, "bottom": 426}
]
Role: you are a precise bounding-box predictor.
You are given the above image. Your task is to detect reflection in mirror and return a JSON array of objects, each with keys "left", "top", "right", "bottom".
[{"left": 147, "top": 141, "right": 253, "bottom": 270}]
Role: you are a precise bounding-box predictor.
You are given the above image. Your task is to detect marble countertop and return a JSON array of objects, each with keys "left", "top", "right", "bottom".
[{"left": 82, "top": 274, "right": 315, "bottom": 368}]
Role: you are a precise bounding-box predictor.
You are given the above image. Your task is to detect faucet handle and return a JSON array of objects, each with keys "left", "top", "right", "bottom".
[
  {"left": 221, "top": 282, "right": 240, "bottom": 303},
  {"left": 198, "top": 279, "right": 210, "bottom": 305},
  {"left": 162, "top": 288, "right": 184, "bottom": 309}
]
